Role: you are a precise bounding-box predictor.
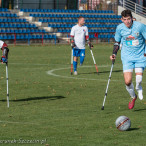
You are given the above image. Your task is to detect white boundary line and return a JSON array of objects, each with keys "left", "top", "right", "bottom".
[
  {"left": 46, "top": 65, "right": 121, "bottom": 82},
  {"left": 46, "top": 65, "right": 146, "bottom": 84},
  {"left": 0, "top": 120, "right": 39, "bottom": 125},
  {"left": 0, "top": 63, "right": 69, "bottom": 67}
]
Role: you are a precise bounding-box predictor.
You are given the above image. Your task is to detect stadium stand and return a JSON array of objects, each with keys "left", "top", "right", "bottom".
[
  {"left": 19, "top": 9, "right": 122, "bottom": 42},
  {"left": 0, "top": 8, "right": 57, "bottom": 44},
  {"left": 0, "top": 8, "right": 122, "bottom": 44}
]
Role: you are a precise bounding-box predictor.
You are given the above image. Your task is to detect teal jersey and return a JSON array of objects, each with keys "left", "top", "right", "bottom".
[{"left": 115, "top": 21, "right": 146, "bottom": 62}]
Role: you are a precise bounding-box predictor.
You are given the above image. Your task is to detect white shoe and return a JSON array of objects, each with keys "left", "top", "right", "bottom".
[
  {"left": 137, "top": 89, "right": 143, "bottom": 100},
  {"left": 80, "top": 63, "right": 83, "bottom": 66},
  {"left": 74, "top": 71, "right": 78, "bottom": 75}
]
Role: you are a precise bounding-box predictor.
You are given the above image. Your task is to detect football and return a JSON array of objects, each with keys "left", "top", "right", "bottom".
[{"left": 115, "top": 116, "right": 131, "bottom": 131}]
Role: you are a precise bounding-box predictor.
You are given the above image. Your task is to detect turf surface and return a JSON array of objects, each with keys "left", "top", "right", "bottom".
[{"left": 0, "top": 44, "right": 146, "bottom": 146}]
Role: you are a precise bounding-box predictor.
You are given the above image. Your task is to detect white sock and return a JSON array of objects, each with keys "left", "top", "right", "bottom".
[
  {"left": 136, "top": 75, "right": 142, "bottom": 91},
  {"left": 126, "top": 83, "right": 136, "bottom": 98}
]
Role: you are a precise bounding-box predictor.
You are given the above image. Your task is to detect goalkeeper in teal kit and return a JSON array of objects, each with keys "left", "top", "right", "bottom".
[{"left": 110, "top": 10, "right": 146, "bottom": 109}]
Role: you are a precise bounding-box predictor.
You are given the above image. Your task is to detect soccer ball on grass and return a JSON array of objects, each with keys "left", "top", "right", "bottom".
[{"left": 115, "top": 116, "right": 131, "bottom": 131}]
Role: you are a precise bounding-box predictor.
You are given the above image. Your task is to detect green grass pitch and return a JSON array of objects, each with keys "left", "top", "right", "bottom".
[{"left": 0, "top": 44, "right": 146, "bottom": 146}]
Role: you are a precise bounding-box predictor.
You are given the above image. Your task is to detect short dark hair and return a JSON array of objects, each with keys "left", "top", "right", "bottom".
[
  {"left": 121, "top": 10, "right": 132, "bottom": 18},
  {"left": 78, "top": 16, "right": 84, "bottom": 21}
]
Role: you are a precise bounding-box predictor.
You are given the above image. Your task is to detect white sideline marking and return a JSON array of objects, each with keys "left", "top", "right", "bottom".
[
  {"left": 0, "top": 62, "right": 69, "bottom": 67},
  {"left": 47, "top": 65, "right": 120, "bottom": 82},
  {"left": 0, "top": 120, "right": 38, "bottom": 125},
  {"left": 47, "top": 65, "right": 146, "bottom": 84}
]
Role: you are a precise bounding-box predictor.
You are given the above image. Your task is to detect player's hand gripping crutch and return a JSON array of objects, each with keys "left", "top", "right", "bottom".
[
  {"left": 89, "top": 45, "right": 99, "bottom": 74},
  {"left": 6, "top": 62, "right": 9, "bottom": 108},
  {"left": 71, "top": 47, "right": 73, "bottom": 75},
  {"left": 1, "top": 46, "right": 9, "bottom": 108},
  {"left": 101, "top": 59, "right": 115, "bottom": 110}
]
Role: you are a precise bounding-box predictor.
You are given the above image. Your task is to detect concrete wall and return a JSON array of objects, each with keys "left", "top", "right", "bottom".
[
  {"left": 118, "top": 6, "right": 146, "bottom": 25},
  {"left": 14, "top": 0, "right": 67, "bottom": 9}
]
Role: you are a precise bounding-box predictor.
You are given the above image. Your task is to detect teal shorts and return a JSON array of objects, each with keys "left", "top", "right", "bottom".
[{"left": 122, "top": 60, "right": 145, "bottom": 71}]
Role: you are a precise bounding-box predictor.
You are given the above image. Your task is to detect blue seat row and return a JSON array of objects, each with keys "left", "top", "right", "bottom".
[
  {"left": 58, "top": 29, "right": 115, "bottom": 33},
  {"left": 0, "top": 34, "right": 56, "bottom": 40},
  {"left": 30, "top": 13, "right": 121, "bottom": 18},
  {"left": 90, "top": 34, "right": 114, "bottom": 39},
  {"left": 86, "top": 24, "right": 118, "bottom": 28},
  {"left": 86, "top": 19, "right": 121, "bottom": 23},
  {"left": 0, "top": 13, "right": 17, "bottom": 17},
  {"left": 48, "top": 24, "right": 74, "bottom": 28},
  {"left": 89, "top": 29, "right": 115, "bottom": 33},
  {"left": 39, "top": 18, "right": 121, "bottom": 23},
  {"left": 0, "top": 8, "right": 8, "bottom": 12},
  {"left": 39, "top": 18, "right": 77, "bottom": 23},
  {"left": 0, "top": 18, "right": 27, "bottom": 23},
  {"left": 21, "top": 9, "right": 113, "bottom": 13},
  {"left": 0, "top": 23, "right": 36, "bottom": 28},
  {"left": 48, "top": 24, "right": 118, "bottom": 28},
  {"left": 0, "top": 29, "right": 46, "bottom": 33}
]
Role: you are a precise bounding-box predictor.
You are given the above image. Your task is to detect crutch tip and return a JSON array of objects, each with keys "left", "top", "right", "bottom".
[
  {"left": 101, "top": 106, "right": 104, "bottom": 110},
  {"left": 71, "top": 72, "right": 73, "bottom": 75}
]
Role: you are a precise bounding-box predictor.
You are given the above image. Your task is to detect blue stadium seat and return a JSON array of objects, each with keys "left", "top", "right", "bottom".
[
  {"left": 29, "top": 14, "right": 33, "bottom": 17},
  {"left": 26, "top": 30, "right": 30, "bottom": 33},
  {"left": 16, "top": 24, "right": 21, "bottom": 28},
  {"left": 7, "top": 18, "right": 11, "bottom": 22},
  {"left": 0, "top": 8, "right": 8, "bottom": 12},
  {"left": 5, "top": 24, "right": 9, "bottom": 28},
  {"left": 7, "top": 35, "right": 12, "bottom": 40},
  {"left": 44, "top": 35, "right": 48, "bottom": 39},
  {"left": 31, "top": 35, "right": 36, "bottom": 39},
  {"left": 9, "top": 29, "right": 14, "bottom": 33},
  {"left": 22, "top": 29, "right": 26, "bottom": 33},
  {"left": 0, "top": 29, "right": 5, "bottom": 33},
  {"left": 24, "top": 35, "right": 28, "bottom": 39},
  {"left": 2, "top": 35, "right": 8, "bottom": 39}
]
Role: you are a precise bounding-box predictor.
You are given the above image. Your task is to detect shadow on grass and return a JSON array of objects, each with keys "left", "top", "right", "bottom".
[
  {"left": 78, "top": 70, "right": 123, "bottom": 75},
  {"left": 0, "top": 96, "right": 66, "bottom": 102},
  {"left": 134, "top": 108, "right": 146, "bottom": 112},
  {"left": 128, "top": 128, "right": 140, "bottom": 131}
]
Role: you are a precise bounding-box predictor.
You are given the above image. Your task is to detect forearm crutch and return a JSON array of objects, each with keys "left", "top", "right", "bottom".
[
  {"left": 71, "top": 47, "right": 73, "bottom": 75},
  {"left": 89, "top": 46, "right": 98, "bottom": 73},
  {"left": 6, "top": 62, "right": 9, "bottom": 108},
  {"left": 101, "top": 61, "right": 114, "bottom": 110}
]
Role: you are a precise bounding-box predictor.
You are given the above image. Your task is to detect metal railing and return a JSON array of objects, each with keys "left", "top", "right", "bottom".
[{"left": 119, "top": 0, "right": 146, "bottom": 18}]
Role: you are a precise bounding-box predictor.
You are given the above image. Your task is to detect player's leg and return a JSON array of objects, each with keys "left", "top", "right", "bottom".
[
  {"left": 135, "top": 72, "right": 143, "bottom": 100},
  {"left": 135, "top": 63, "right": 145, "bottom": 100},
  {"left": 73, "top": 48, "right": 79, "bottom": 75},
  {"left": 73, "top": 56, "right": 78, "bottom": 75},
  {"left": 123, "top": 62, "right": 137, "bottom": 109},
  {"left": 79, "top": 49, "right": 85, "bottom": 66},
  {"left": 124, "top": 70, "right": 136, "bottom": 98}
]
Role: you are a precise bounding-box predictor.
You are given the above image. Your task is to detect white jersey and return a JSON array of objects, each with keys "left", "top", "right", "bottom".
[
  {"left": 70, "top": 24, "right": 89, "bottom": 49},
  {"left": 0, "top": 40, "right": 4, "bottom": 48}
]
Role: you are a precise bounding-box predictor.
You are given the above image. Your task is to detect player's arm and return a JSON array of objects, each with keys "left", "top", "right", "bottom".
[
  {"left": 110, "top": 42, "right": 120, "bottom": 61},
  {"left": 70, "top": 27, "right": 76, "bottom": 48},
  {"left": 86, "top": 35, "right": 93, "bottom": 48},
  {"left": 1, "top": 42, "right": 9, "bottom": 63},
  {"left": 85, "top": 27, "right": 93, "bottom": 48},
  {"left": 70, "top": 35, "right": 76, "bottom": 48},
  {"left": 141, "top": 24, "right": 146, "bottom": 56},
  {"left": 110, "top": 26, "right": 121, "bottom": 61},
  {"left": 144, "top": 45, "right": 146, "bottom": 57}
]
